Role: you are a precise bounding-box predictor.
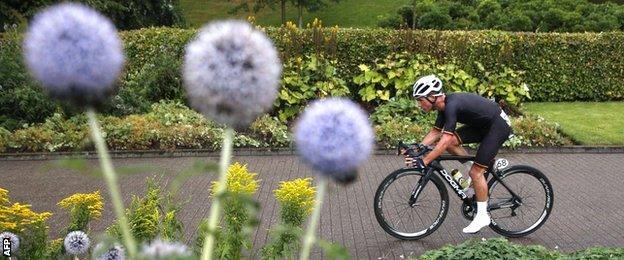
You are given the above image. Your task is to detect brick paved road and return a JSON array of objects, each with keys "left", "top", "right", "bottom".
[{"left": 1, "top": 152, "right": 623, "bottom": 258}]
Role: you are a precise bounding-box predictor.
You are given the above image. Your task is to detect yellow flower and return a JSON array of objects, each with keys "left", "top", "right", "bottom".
[
  {"left": 211, "top": 162, "right": 259, "bottom": 196},
  {"left": 58, "top": 191, "right": 104, "bottom": 219},
  {"left": 274, "top": 178, "right": 316, "bottom": 215}
]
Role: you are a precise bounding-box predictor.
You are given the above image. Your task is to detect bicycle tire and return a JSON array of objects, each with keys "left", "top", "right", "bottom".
[
  {"left": 374, "top": 168, "right": 449, "bottom": 240},
  {"left": 488, "top": 165, "right": 554, "bottom": 237}
]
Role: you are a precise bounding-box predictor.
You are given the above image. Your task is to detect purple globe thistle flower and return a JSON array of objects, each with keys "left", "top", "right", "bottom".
[
  {"left": 0, "top": 232, "right": 19, "bottom": 253},
  {"left": 139, "top": 239, "right": 191, "bottom": 259},
  {"left": 183, "top": 20, "right": 281, "bottom": 129},
  {"left": 294, "top": 98, "right": 374, "bottom": 184},
  {"left": 64, "top": 231, "right": 90, "bottom": 255},
  {"left": 95, "top": 243, "right": 125, "bottom": 260},
  {"left": 23, "top": 3, "right": 124, "bottom": 108}
]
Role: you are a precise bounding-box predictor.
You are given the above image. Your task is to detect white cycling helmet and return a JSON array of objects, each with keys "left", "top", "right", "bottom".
[{"left": 412, "top": 75, "right": 443, "bottom": 98}]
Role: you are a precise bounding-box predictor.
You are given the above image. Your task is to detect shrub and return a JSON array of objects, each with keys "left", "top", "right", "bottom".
[
  {"left": 250, "top": 115, "right": 291, "bottom": 148},
  {"left": 353, "top": 52, "right": 530, "bottom": 107},
  {"left": 375, "top": 116, "right": 431, "bottom": 148},
  {"left": 420, "top": 237, "right": 560, "bottom": 259},
  {"left": 276, "top": 54, "right": 349, "bottom": 122},
  {"left": 262, "top": 178, "right": 315, "bottom": 259},
  {"left": 511, "top": 115, "right": 573, "bottom": 147},
  {"left": 57, "top": 191, "right": 104, "bottom": 233},
  {"left": 370, "top": 97, "right": 433, "bottom": 125},
  {"left": 107, "top": 178, "right": 183, "bottom": 244}
]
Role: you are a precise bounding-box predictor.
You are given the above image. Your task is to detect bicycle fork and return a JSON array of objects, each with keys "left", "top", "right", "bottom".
[{"left": 408, "top": 167, "right": 435, "bottom": 207}]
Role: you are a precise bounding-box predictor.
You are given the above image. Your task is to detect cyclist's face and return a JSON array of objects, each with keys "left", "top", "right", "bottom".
[{"left": 416, "top": 96, "right": 434, "bottom": 112}]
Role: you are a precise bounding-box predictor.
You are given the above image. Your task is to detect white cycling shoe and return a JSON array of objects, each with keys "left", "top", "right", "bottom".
[
  {"left": 462, "top": 215, "right": 491, "bottom": 234},
  {"left": 463, "top": 201, "right": 491, "bottom": 234}
]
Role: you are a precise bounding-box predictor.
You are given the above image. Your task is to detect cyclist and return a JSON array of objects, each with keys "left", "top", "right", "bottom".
[{"left": 405, "top": 74, "right": 512, "bottom": 234}]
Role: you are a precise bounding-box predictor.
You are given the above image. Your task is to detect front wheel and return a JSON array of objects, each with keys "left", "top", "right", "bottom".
[
  {"left": 487, "top": 165, "right": 554, "bottom": 237},
  {"left": 374, "top": 168, "right": 449, "bottom": 240}
]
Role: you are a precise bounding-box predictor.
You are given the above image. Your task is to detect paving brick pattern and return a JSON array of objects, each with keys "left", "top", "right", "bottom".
[{"left": 1, "top": 152, "right": 623, "bottom": 258}]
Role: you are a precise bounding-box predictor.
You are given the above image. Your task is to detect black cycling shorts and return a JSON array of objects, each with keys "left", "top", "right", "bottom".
[{"left": 454, "top": 117, "right": 511, "bottom": 168}]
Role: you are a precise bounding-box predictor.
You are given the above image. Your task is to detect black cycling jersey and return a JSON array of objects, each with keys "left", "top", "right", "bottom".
[
  {"left": 433, "top": 92, "right": 512, "bottom": 168},
  {"left": 434, "top": 93, "right": 505, "bottom": 133}
]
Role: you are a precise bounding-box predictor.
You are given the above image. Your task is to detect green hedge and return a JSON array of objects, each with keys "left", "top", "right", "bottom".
[{"left": 2, "top": 26, "right": 624, "bottom": 129}]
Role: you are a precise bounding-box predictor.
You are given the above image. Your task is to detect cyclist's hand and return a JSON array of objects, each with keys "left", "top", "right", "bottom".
[
  {"left": 406, "top": 157, "right": 427, "bottom": 169},
  {"left": 404, "top": 156, "right": 414, "bottom": 167}
]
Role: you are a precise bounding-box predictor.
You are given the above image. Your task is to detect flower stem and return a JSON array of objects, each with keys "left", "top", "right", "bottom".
[
  {"left": 201, "top": 127, "right": 234, "bottom": 260},
  {"left": 300, "top": 177, "right": 327, "bottom": 260},
  {"left": 86, "top": 109, "right": 136, "bottom": 258}
]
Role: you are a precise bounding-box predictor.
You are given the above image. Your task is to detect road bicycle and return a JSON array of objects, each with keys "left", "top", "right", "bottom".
[{"left": 373, "top": 142, "right": 554, "bottom": 240}]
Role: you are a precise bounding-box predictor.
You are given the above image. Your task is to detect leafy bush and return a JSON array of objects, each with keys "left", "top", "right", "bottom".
[
  {"left": 276, "top": 54, "right": 349, "bottom": 121},
  {"left": 3, "top": 27, "right": 624, "bottom": 127},
  {"left": 511, "top": 115, "right": 573, "bottom": 147},
  {"left": 379, "top": 0, "right": 624, "bottom": 33},
  {"left": 420, "top": 237, "right": 561, "bottom": 259},
  {"left": 107, "top": 178, "right": 183, "bottom": 244},
  {"left": 0, "top": 127, "right": 10, "bottom": 153},
  {"left": 250, "top": 115, "right": 291, "bottom": 148},
  {"left": 353, "top": 52, "right": 530, "bottom": 107},
  {"left": 375, "top": 116, "right": 432, "bottom": 148},
  {"left": 0, "top": 0, "right": 185, "bottom": 32},
  {"left": 262, "top": 178, "right": 316, "bottom": 259},
  {"left": 57, "top": 191, "right": 104, "bottom": 233},
  {"left": 370, "top": 97, "right": 434, "bottom": 125}
]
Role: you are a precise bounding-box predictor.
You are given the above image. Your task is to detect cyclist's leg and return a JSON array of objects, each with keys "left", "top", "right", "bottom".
[
  {"left": 447, "top": 125, "right": 483, "bottom": 156},
  {"left": 464, "top": 118, "right": 511, "bottom": 233}
]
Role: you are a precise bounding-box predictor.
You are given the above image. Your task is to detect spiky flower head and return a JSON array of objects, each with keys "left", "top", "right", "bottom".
[
  {"left": 139, "top": 239, "right": 191, "bottom": 259},
  {"left": 94, "top": 243, "right": 125, "bottom": 260},
  {"left": 294, "top": 98, "right": 374, "bottom": 184},
  {"left": 64, "top": 230, "right": 90, "bottom": 255},
  {"left": 23, "top": 3, "right": 124, "bottom": 108},
  {"left": 0, "top": 232, "right": 19, "bottom": 253},
  {"left": 183, "top": 20, "right": 281, "bottom": 129}
]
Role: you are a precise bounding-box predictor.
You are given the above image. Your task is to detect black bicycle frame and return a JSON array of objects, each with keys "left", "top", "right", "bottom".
[{"left": 409, "top": 155, "right": 523, "bottom": 207}]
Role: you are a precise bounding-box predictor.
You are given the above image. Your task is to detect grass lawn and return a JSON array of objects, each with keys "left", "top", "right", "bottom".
[
  {"left": 179, "top": 0, "right": 410, "bottom": 28},
  {"left": 524, "top": 102, "right": 624, "bottom": 145}
]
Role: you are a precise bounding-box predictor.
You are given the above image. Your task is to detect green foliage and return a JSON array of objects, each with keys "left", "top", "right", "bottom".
[
  {"left": 262, "top": 178, "right": 316, "bottom": 259},
  {"left": 0, "top": 0, "right": 185, "bottom": 32},
  {"left": 4, "top": 27, "right": 624, "bottom": 128},
  {"left": 107, "top": 178, "right": 184, "bottom": 244},
  {"left": 379, "top": 0, "right": 624, "bottom": 32},
  {"left": 276, "top": 54, "right": 349, "bottom": 121},
  {"left": 369, "top": 97, "right": 431, "bottom": 125},
  {"left": 0, "top": 29, "right": 57, "bottom": 131},
  {"left": 353, "top": 52, "right": 530, "bottom": 107},
  {"left": 0, "top": 127, "right": 10, "bottom": 153},
  {"left": 250, "top": 115, "right": 291, "bottom": 147},
  {"left": 374, "top": 116, "right": 431, "bottom": 148},
  {"left": 564, "top": 247, "right": 624, "bottom": 259},
  {"left": 420, "top": 237, "right": 561, "bottom": 260},
  {"left": 510, "top": 115, "right": 574, "bottom": 147}
]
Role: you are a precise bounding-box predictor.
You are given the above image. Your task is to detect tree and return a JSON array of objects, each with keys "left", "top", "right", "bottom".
[
  {"left": 229, "top": 0, "right": 288, "bottom": 25},
  {"left": 291, "top": 0, "right": 341, "bottom": 28}
]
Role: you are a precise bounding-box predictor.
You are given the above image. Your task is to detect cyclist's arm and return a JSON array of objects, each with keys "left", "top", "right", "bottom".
[
  {"left": 423, "top": 132, "right": 455, "bottom": 165},
  {"left": 423, "top": 103, "right": 458, "bottom": 165},
  {"left": 421, "top": 127, "right": 442, "bottom": 146}
]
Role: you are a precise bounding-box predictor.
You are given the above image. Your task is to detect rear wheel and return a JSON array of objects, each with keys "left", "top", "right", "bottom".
[
  {"left": 487, "top": 165, "right": 554, "bottom": 237},
  {"left": 374, "top": 168, "right": 449, "bottom": 240}
]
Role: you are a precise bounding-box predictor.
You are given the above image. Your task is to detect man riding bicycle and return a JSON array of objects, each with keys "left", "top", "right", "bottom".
[{"left": 405, "top": 74, "right": 512, "bottom": 234}]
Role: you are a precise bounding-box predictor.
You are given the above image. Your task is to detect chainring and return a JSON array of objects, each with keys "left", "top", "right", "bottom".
[{"left": 461, "top": 197, "right": 476, "bottom": 221}]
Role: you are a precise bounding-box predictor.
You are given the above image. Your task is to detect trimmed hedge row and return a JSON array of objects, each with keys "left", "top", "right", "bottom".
[
  {"left": 126, "top": 27, "right": 624, "bottom": 102},
  {"left": 2, "top": 27, "right": 624, "bottom": 129}
]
